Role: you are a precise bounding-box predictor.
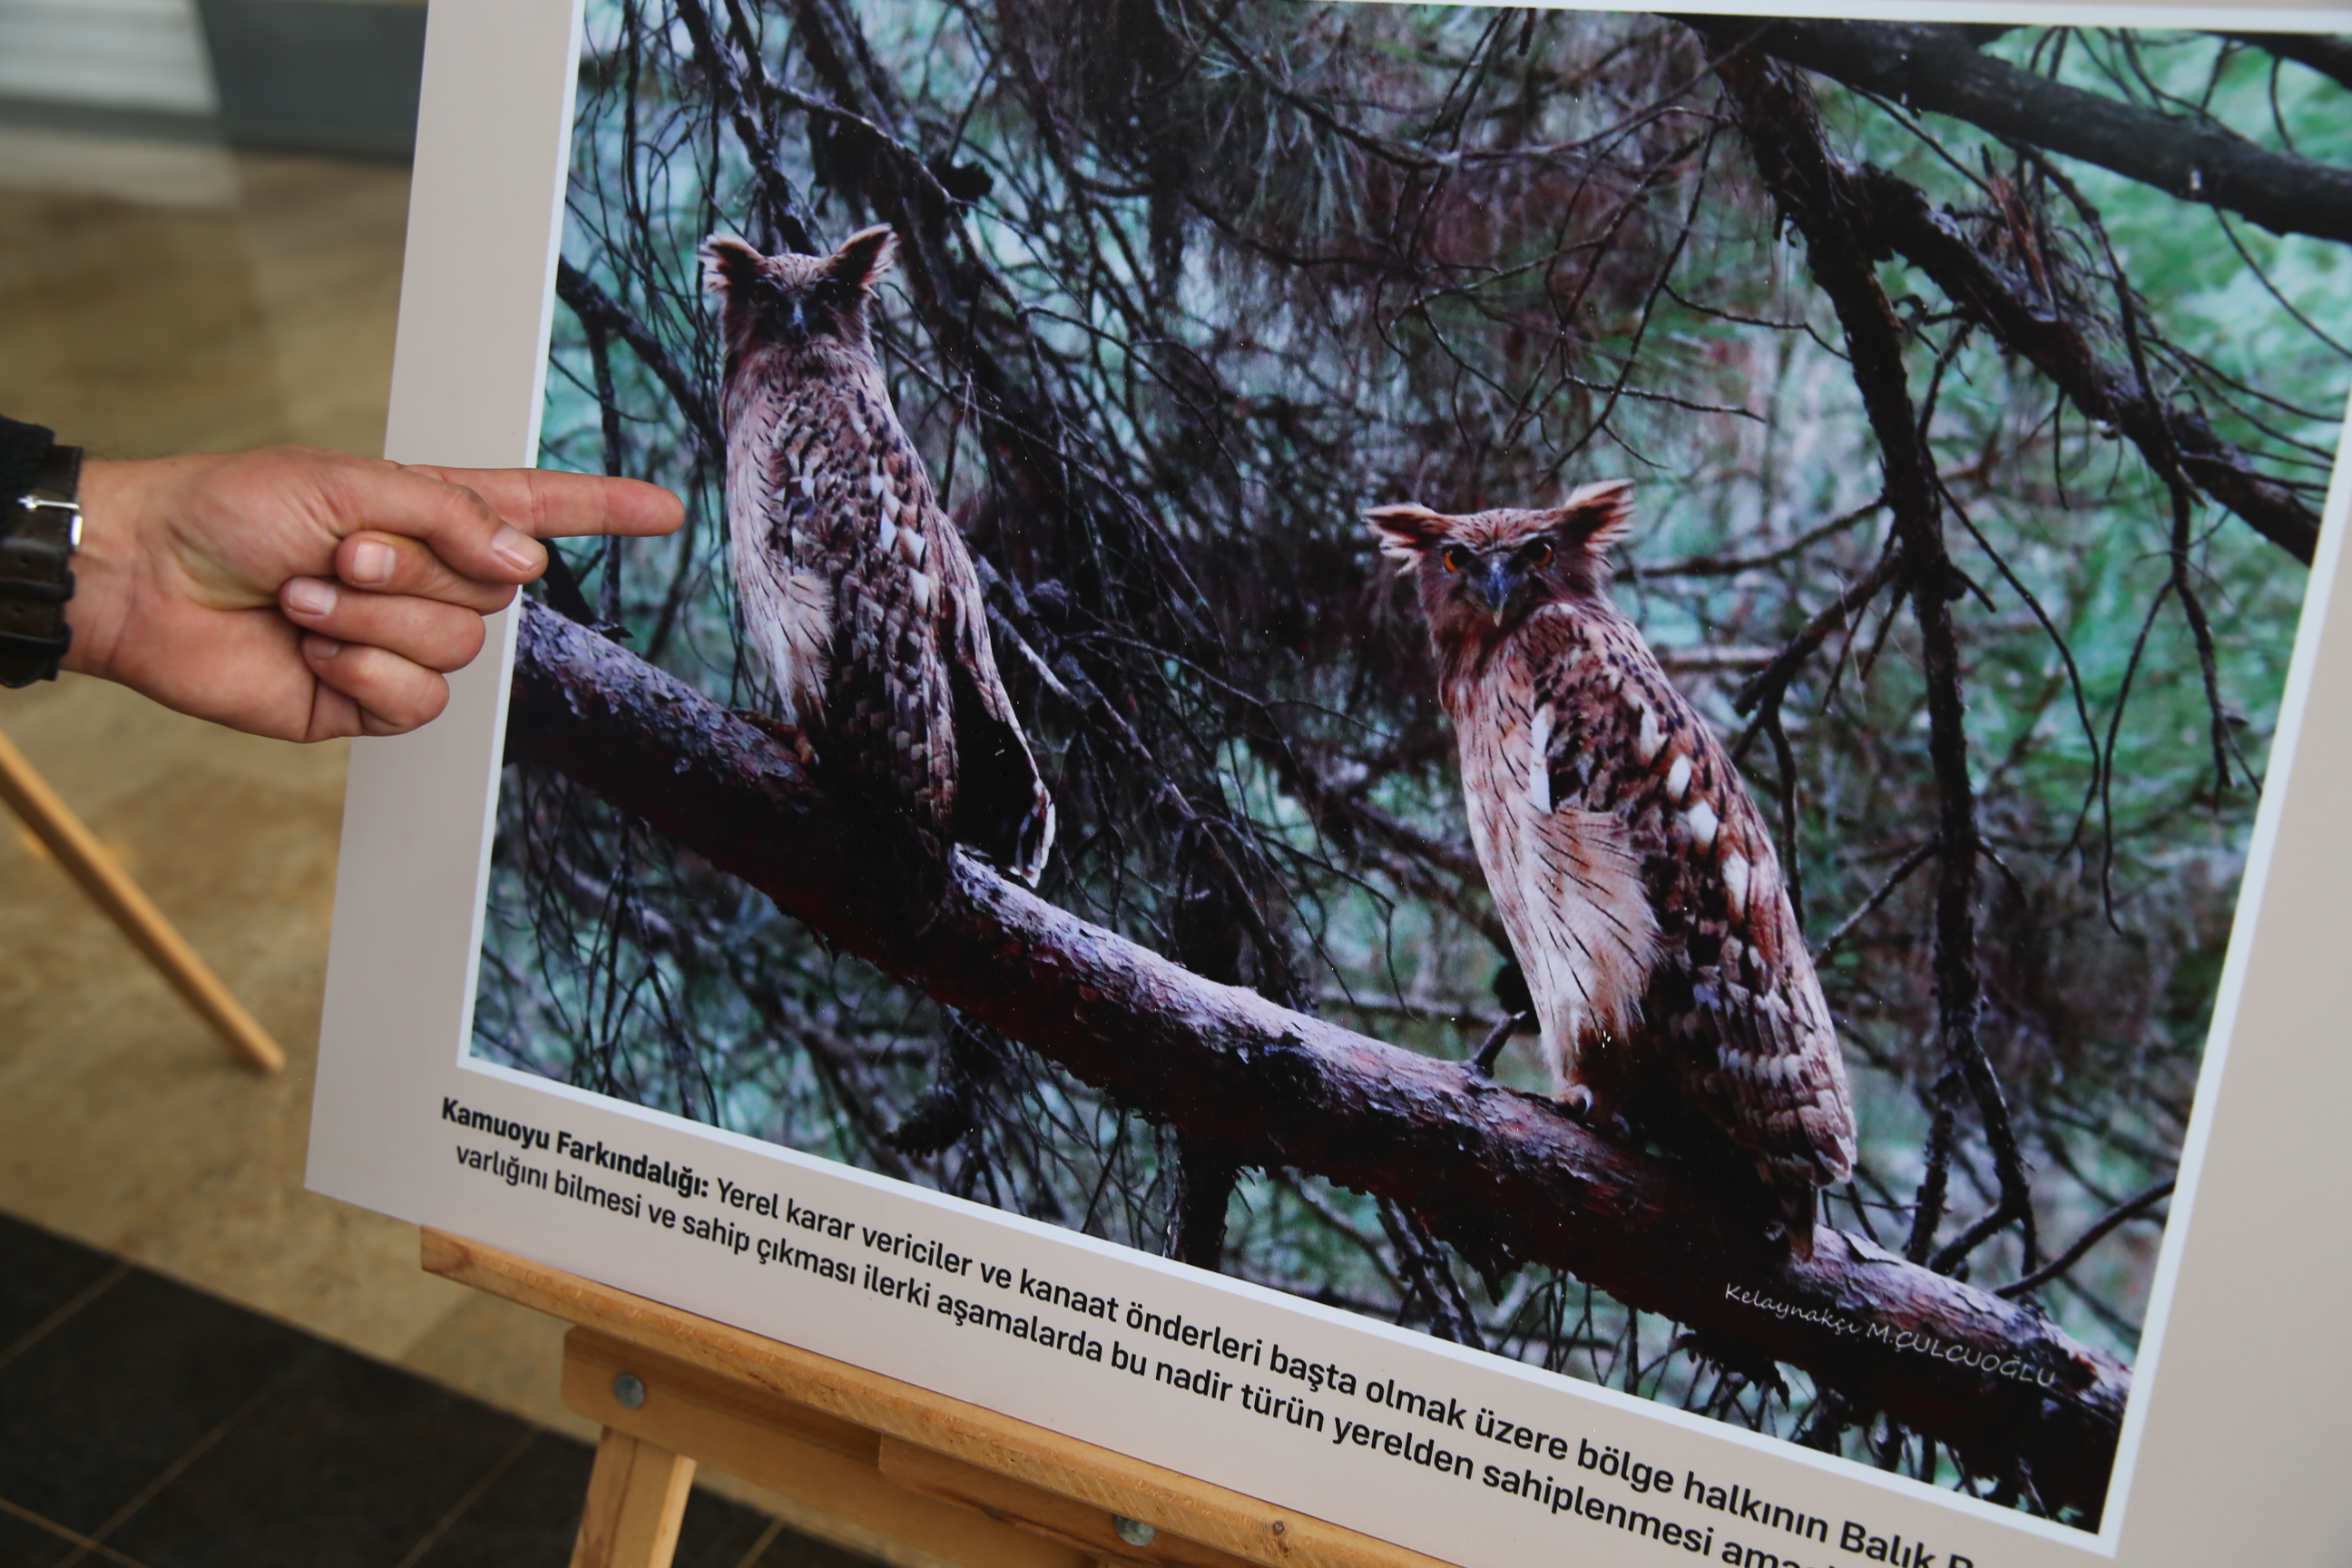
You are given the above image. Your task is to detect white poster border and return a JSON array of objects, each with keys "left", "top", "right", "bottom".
[{"left": 309, "top": 3, "right": 2352, "bottom": 1564}]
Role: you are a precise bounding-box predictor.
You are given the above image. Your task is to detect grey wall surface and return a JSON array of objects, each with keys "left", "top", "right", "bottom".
[{"left": 195, "top": 0, "right": 426, "bottom": 157}]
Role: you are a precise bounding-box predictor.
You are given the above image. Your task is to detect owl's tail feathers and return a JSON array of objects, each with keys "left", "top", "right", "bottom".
[
  {"left": 1760, "top": 1140, "right": 1851, "bottom": 1261},
  {"left": 894, "top": 792, "right": 1045, "bottom": 935},
  {"left": 947, "top": 670, "right": 1057, "bottom": 888},
  {"left": 892, "top": 789, "right": 1044, "bottom": 933},
  {"left": 893, "top": 817, "right": 954, "bottom": 936},
  {"left": 956, "top": 776, "right": 1054, "bottom": 888},
  {"left": 1010, "top": 787, "right": 1056, "bottom": 887},
  {"left": 1779, "top": 1185, "right": 1824, "bottom": 1261}
]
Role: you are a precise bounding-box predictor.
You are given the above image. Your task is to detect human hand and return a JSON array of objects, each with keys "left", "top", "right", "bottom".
[{"left": 63, "top": 446, "right": 682, "bottom": 741}]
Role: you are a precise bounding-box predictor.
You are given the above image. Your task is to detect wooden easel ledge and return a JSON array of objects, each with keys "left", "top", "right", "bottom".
[{"left": 423, "top": 1230, "right": 1455, "bottom": 1568}]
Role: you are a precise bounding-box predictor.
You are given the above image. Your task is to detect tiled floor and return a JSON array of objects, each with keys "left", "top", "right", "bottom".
[{"left": 0, "top": 1210, "right": 859, "bottom": 1568}]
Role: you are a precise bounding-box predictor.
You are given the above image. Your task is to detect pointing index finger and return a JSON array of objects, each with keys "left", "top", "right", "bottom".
[{"left": 406, "top": 466, "right": 687, "bottom": 545}]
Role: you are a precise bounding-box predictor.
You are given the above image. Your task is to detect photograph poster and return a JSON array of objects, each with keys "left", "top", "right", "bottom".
[{"left": 309, "top": 3, "right": 2352, "bottom": 1565}]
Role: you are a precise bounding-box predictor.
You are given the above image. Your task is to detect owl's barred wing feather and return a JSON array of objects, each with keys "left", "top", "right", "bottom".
[
  {"left": 732, "top": 391, "right": 837, "bottom": 727},
  {"left": 1673, "top": 773, "right": 1856, "bottom": 1200},
  {"left": 934, "top": 521, "right": 1057, "bottom": 885},
  {"left": 1502, "top": 616, "right": 1663, "bottom": 1051},
  {"left": 817, "top": 402, "right": 960, "bottom": 897},
  {"left": 1534, "top": 626, "right": 1855, "bottom": 1226}
]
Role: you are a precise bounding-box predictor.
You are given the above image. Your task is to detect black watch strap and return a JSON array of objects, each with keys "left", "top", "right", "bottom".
[{"left": 0, "top": 440, "right": 82, "bottom": 689}]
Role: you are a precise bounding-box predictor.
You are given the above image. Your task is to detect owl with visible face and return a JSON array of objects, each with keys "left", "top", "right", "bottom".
[
  {"left": 703, "top": 226, "right": 1054, "bottom": 909},
  {"left": 1368, "top": 482, "right": 1855, "bottom": 1250}
]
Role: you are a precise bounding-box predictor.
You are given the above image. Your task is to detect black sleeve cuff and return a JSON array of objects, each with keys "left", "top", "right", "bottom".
[
  {"left": 0, "top": 416, "right": 55, "bottom": 507},
  {"left": 1, "top": 420, "right": 77, "bottom": 689}
]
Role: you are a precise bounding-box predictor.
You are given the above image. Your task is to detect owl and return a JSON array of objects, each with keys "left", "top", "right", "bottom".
[
  {"left": 703, "top": 225, "right": 1055, "bottom": 909},
  {"left": 1367, "top": 482, "right": 1855, "bottom": 1250}
]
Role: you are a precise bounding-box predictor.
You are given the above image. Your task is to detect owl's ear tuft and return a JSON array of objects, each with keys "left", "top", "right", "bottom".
[
  {"left": 1549, "top": 479, "right": 1634, "bottom": 555},
  {"left": 701, "top": 235, "right": 764, "bottom": 299},
  {"left": 1366, "top": 504, "right": 1450, "bottom": 573},
  {"left": 828, "top": 225, "right": 899, "bottom": 295}
]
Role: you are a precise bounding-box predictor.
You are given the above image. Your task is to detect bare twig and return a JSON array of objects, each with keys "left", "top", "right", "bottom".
[
  {"left": 2220, "top": 32, "right": 2352, "bottom": 94},
  {"left": 554, "top": 260, "right": 724, "bottom": 460},
  {"left": 1998, "top": 1180, "right": 2174, "bottom": 1299}
]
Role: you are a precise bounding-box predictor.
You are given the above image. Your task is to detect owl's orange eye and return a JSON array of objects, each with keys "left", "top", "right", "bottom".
[
  {"left": 1440, "top": 546, "right": 1471, "bottom": 574},
  {"left": 1527, "top": 540, "right": 1554, "bottom": 568}
]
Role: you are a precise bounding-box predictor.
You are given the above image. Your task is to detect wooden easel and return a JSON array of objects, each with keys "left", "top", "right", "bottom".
[
  {"left": 0, "top": 725, "right": 285, "bottom": 1073},
  {"left": 422, "top": 1230, "right": 1454, "bottom": 1568}
]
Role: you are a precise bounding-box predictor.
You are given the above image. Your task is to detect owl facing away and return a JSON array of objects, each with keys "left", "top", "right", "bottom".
[
  {"left": 1367, "top": 483, "right": 1856, "bottom": 1250},
  {"left": 703, "top": 225, "right": 1054, "bottom": 909}
]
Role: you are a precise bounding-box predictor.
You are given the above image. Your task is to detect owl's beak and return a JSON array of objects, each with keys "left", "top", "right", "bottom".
[{"left": 1481, "top": 558, "right": 1519, "bottom": 626}]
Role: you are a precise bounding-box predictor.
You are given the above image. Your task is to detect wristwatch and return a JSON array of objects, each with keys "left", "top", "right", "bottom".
[{"left": 0, "top": 439, "right": 81, "bottom": 688}]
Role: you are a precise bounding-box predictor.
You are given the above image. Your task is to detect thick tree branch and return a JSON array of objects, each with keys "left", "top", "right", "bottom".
[
  {"left": 507, "top": 601, "right": 2130, "bottom": 1518},
  {"left": 1682, "top": 17, "right": 2352, "bottom": 246}
]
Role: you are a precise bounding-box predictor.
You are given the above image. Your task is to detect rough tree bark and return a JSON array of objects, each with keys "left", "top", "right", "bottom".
[{"left": 505, "top": 600, "right": 2132, "bottom": 1519}]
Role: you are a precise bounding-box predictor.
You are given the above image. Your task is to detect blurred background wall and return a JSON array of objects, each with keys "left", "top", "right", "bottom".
[
  {"left": 0, "top": 0, "right": 439, "bottom": 1395},
  {"left": 0, "top": 0, "right": 426, "bottom": 156},
  {"left": 0, "top": 0, "right": 220, "bottom": 120}
]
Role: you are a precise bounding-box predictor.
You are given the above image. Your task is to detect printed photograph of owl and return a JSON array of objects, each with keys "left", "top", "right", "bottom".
[
  {"left": 471, "top": 0, "right": 2352, "bottom": 1527},
  {"left": 701, "top": 224, "right": 1055, "bottom": 915}
]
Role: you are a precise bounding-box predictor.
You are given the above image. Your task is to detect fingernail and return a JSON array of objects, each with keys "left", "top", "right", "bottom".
[
  {"left": 348, "top": 540, "right": 396, "bottom": 586},
  {"left": 285, "top": 578, "right": 337, "bottom": 616},
  {"left": 303, "top": 634, "right": 343, "bottom": 660},
  {"left": 490, "top": 525, "right": 544, "bottom": 573}
]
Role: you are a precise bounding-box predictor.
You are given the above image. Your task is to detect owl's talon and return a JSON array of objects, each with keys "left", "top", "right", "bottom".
[
  {"left": 1558, "top": 1083, "right": 1595, "bottom": 1122},
  {"left": 732, "top": 709, "right": 818, "bottom": 767}
]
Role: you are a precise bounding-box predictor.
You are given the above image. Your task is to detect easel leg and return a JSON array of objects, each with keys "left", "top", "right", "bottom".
[
  {"left": 0, "top": 725, "right": 285, "bottom": 1073},
  {"left": 572, "top": 1426, "right": 698, "bottom": 1568}
]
